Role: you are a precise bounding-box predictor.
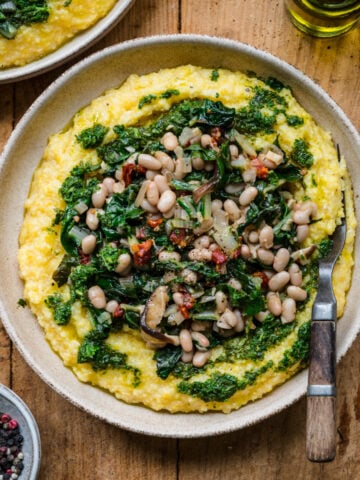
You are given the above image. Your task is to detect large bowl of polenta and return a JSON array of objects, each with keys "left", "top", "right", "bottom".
[
  {"left": 1, "top": 35, "right": 359, "bottom": 437},
  {"left": 0, "top": 0, "right": 135, "bottom": 83}
]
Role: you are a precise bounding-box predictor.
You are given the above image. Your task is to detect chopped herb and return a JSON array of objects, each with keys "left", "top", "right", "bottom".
[
  {"left": 160, "top": 89, "right": 180, "bottom": 99},
  {"left": 76, "top": 124, "right": 109, "bottom": 149},
  {"left": 17, "top": 298, "right": 27, "bottom": 308},
  {"left": 318, "top": 238, "right": 334, "bottom": 258},
  {"left": 286, "top": 114, "right": 304, "bottom": 127},
  {"left": 210, "top": 69, "right": 219, "bottom": 81},
  {"left": 45, "top": 293, "right": 72, "bottom": 325},
  {"left": 138, "top": 94, "right": 157, "bottom": 109},
  {"left": 277, "top": 322, "right": 311, "bottom": 371},
  {"left": 0, "top": 0, "right": 49, "bottom": 39},
  {"left": 291, "top": 138, "right": 314, "bottom": 168}
]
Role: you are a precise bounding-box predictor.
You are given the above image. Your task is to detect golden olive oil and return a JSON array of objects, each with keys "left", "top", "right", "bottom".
[{"left": 285, "top": 0, "right": 360, "bottom": 37}]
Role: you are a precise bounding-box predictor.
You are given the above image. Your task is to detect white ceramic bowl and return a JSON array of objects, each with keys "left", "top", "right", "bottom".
[
  {"left": 0, "top": 384, "right": 41, "bottom": 479},
  {"left": 1, "top": 35, "right": 359, "bottom": 438},
  {"left": 0, "top": 0, "right": 135, "bottom": 84}
]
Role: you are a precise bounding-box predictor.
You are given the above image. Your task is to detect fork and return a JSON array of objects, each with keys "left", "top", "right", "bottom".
[{"left": 306, "top": 146, "right": 346, "bottom": 462}]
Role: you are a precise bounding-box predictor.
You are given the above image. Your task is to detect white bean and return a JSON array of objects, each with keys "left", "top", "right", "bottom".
[
  {"left": 158, "top": 251, "right": 181, "bottom": 262},
  {"left": 219, "top": 308, "right": 238, "bottom": 328},
  {"left": 81, "top": 234, "right": 97, "bottom": 254},
  {"left": 138, "top": 153, "right": 162, "bottom": 170},
  {"left": 106, "top": 300, "right": 119, "bottom": 313},
  {"left": 293, "top": 208, "right": 312, "bottom": 225},
  {"left": 266, "top": 292, "right": 282, "bottom": 316},
  {"left": 163, "top": 206, "right": 176, "bottom": 219},
  {"left": 173, "top": 292, "right": 184, "bottom": 305},
  {"left": 162, "top": 132, "right": 179, "bottom": 151},
  {"left": 240, "top": 244, "right": 251, "bottom": 260},
  {"left": 296, "top": 224, "right": 309, "bottom": 243},
  {"left": 257, "top": 248, "right": 275, "bottom": 266},
  {"left": 146, "top": 181, "right": 160, "bottom": 206},
  {"left": 287, "top": 285, "right": 307, "bottom": 301},
  {"left": 145, "top": 169, "right": 157, "bottom": 180},
  {"left": 200, "top": 134, "right": 212, "bottom": 148},
  {"left": 155, "top": 151, "right": 174, "bottom": 170},
  {"left": 223, "top": 199, "right": 241, "bottom": 222},
  {"left": 233, "top": 309, "right": 245, "bottom": 332},
  {"left": 180, "top": 329, "right": 193, "bottom": 353},
  {"left": 115, "top": 253, "right": 132, "bottom": 274},
  {"left": 248, "top": 230, "right": 259, "bottom": 244},
  {"left": 192, "top": 157, "right": 205, "bottom": 170},
  {"left": 211, "top": 199, "right": 223, "bottom": 213},
  {"left": 288, "top": 263, "right": 303, "bottom": 286},
  {"left": 86, "top": 208, "right": 99, "bottom": 230},
  {"left": 88, "top": 285, "right": 106, "bottom": 309},
  {"left": 141, "top": 199, "right": 158, "bottom": 213},
  {"left": 188, "top": 248, "right": 212, "bottom": 262},
  {"left": 242, "top": 167, "right": 257, "bottom": 183},
  {"left": 102, "top": 177, "right": 115, "bottom": 195},
  {"left": 191, "top": 331, "right": 210, "bottom": 348},
  {"left": 154, "top": 174, "right": 170, "bottom": 194},
  {"left": 239, "top": 186, "right": 258, "bottom": 206},
  {"left": 215, "top": 290, "right": 228, "bottom": 314},
  {"left": 268, "top": 271, "right": 290, "bottom": 291},
  {"left": 181, "top": 350, "right": 194, "bottom": 363},
  {"left": 281, "top": 298, "right": 296, "bottom": 324},
  {"left": 273, "top": 248, "right": 290, "bottom": 272},
  {"left": 259, "top": 225, "right": 274, "bottom": 249},
  {"left": 181, "top": 269, "right": 198, "bottom": 285},
  {"left": 91, "top": 183, "right": 107, "bottom": 209},
  {"left": 194, "top": 235, "right": 211, "bottom": 249},
  {"left": 192, "top": 350, "right": 211, "bottom": 368},
  {"left": 157, "top": 190, "right": 177, "bottom": 213},
  {"left": 191, "top": 320, "right": 211, "bottom": 332}
]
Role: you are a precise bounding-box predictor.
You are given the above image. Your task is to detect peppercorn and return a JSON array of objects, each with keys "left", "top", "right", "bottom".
[{"left": 0, "top": 412, "right": 24, "bottom": 478}]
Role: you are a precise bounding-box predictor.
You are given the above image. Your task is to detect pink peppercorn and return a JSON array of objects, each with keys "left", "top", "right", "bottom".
[
  {"left": 0, "top": 414, "right": 10, "bottom": 423},
  {"left": 8, "top": 419, "right": 18, "bottom": 430}
]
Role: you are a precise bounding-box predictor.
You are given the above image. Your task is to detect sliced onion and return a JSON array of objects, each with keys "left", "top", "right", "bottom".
[
  {"left": 213, "top": 227, "right": 239, "bottom": 255},
  {"left": 179, "top": 127, "right": 194, "bottom": 146},
  {"left": 74, "top": 201, "right": 88, "bottom": 214},
  {"left": 232, "top": 130, "right": 257, "bottom": 157},
  {"left": 134, "top": 180, "right": 150, "bottom": 207},
  {"left": 213, "top": 209, "right": 229, "bottom": 229},
  {"left": 194, "top": 218, "right": 213, "bottom": 235}
]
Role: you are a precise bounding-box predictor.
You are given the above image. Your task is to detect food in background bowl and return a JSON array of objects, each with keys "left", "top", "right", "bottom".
[
  {"left": 18, "top": 65, "right": 356, "bottom": 413},
  {"left": 0, "top": 0, "right": 117, "bottom": 68}
]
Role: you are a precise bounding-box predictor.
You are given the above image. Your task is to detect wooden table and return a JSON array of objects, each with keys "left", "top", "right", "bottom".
[{"left": 1, "top": 1, "right": 360, "bottom": 478}]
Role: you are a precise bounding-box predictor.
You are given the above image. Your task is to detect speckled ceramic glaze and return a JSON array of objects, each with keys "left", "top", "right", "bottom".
[
  {"left": 1, "top": 35, "right": 359, "bottom": 437},
  {"left": 0, "top": 384, "right": 41, "bottom": 479},
  {"left": 0, "top": 0, "right": 135, "bottom": 84}
]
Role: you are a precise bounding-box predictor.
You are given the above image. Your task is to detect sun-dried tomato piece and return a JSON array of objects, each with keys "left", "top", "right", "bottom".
[
  {"left": 147, "top": 218, "right": 163, "bottom": 229},
  {"left": 253, "top": 271, "right": 269, "bottom": 289},
  {"left": 182, "top": 292, "right": 195, "bottom": 310},
  {"left": 251, "top": 157, "right": 269, "bottom": 179},
  {"left": 169, "top": 228, "right": 192, "bottom": 248},
  {"left": 211, "top": 248, "right": 227, "bottom": 265},
  {"left": 79, "top": 251, "right": 91, "bottom": 264},
  {"left": 178, "top": 304, "right": 191, "bottom": 320},
  {"left": 131, "top": 239, "right": 153, "bottom": 266},
  {"left": 122, "top": 163, "right": 147, "bottom": 187},
  {"left": 113, "top": 305, "right": 124, "bottom": 318}
]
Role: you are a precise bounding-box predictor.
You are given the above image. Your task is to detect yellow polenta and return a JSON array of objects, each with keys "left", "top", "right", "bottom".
[
  {"left": 18, "top": 66, "right": 356, "bottom": 413},
  {"left": 0, "top": 0, "right": 117, "bottom": 69}
]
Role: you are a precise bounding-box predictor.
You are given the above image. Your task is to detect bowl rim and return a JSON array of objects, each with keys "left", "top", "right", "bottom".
[
  {"left": 0, "top": 0, "right": 135, "bottom": 84},
  {"left": 0, "top": 384, "right": 41, "bottom": 479},
  {"left": 1, "top": 33, "right": 360, "bottom": 438}
]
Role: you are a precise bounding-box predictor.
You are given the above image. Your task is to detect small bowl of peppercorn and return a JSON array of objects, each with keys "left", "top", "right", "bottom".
[{"left": 0, "top": 384, "right": 41, "bottom": 480}]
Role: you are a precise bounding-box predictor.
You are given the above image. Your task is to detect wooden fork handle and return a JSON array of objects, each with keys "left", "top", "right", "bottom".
[{"left": 306, "top": 320, "right": 336, "bottom": 462}]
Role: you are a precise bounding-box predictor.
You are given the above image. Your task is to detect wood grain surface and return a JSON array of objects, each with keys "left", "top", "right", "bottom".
[{"left": 1, "top": 1, "right": 360, "bottom": 478}]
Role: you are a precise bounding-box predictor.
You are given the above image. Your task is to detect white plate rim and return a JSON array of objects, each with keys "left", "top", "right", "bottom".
[
  {"left": 0, "top": 0, "right": 135, "bottom": 84},
  {"left": 1, "top": 34, "right": 359, "bottom": 438}
]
